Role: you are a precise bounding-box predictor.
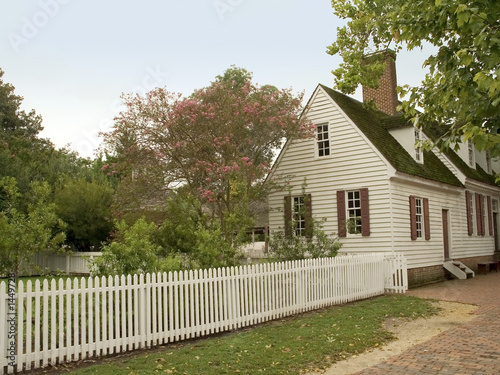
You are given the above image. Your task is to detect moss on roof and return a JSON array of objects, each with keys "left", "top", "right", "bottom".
[
  {"left": 319, "top": 84, "right": 464, "bottom": 187},
  {"left": 423, "top": 125, "right": 498, "bottom": 186}
]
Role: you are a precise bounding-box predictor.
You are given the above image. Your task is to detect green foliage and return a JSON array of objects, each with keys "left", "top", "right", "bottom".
[
  {"left": 54, "top": 177, "right": 115, "bottom": 251},
  {"left": 0, "top": 177, "right": 66, "bottom": 276},
  {"left": 157, "top": 193, "right": 243, "bottom": 270},
  {"left": 94, "top": 215, "right": 241, "bottom": 275},
  {"left": 214, "top": 65, "right": 253, "bottom": 89},
  {"left": 92, "top": 217, "right": 183, "bottom": 276},
  {"left": 0, "top": 68, "right": 43, "bottom": 140},
  {"left": 103, "top": 66, "right": 312, "bottom": 247},
  {"left": 328, "top": 0, "right": 500, "bottom": 156},
  {"left": 270, "top": 182, "right": 342, "bottom": 261},
  {"left": 189, "top": 225, "right": 243, "bottom": 269},
  {"left": 268, "top": 223, "right": 342, "bottom": 261},
  {"left": 1, "top": 68, "right": 119, "bottom": 258},
  {"left": 156, "top": 192, "right": 202, "bottom": 256}
]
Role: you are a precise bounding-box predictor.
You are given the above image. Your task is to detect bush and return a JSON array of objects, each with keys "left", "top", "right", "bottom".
[
  {"left": 0, "top": 177, "right": 66, "bottom": 276},
  {"left": 189, "top": 225, "right": 243, "bottom": 269},
  {"left": 268, "top": 223, "right": 341, "bottom": 261},
  {"left": 92, "top": 217, "right": 182, "bottom": 276}
]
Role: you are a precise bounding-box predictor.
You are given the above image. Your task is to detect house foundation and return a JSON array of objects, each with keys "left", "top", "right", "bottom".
[{"left": 408, "top": 254, "right": 499, "bottom": 288}]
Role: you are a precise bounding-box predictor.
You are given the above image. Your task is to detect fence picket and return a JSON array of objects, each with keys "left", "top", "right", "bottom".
[{"left": 1, "top": 253, "right": 407, "bottom": 375}]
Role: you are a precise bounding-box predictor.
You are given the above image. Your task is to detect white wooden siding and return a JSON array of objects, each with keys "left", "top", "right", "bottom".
[
  {"left": 389, "top": 127, "right": 418, "bottom": 162},
  {"left": 269, "top": 85, "right": 500, "bottom": 270},
  {"left": 269, "top": 87, "right": 394, "bottom": 255}
]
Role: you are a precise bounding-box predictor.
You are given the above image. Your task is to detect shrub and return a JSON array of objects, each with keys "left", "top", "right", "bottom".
[
  {"left": 268, "top": 222, "right": 341, "bottom": 261},
  {"left": 92, "top": 217, "right": 182, "bottom": 276}
]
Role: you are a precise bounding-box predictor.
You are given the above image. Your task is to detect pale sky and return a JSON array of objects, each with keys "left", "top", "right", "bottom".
[{"left": 1, "top": 0, "right": 432, "bottom": 158}]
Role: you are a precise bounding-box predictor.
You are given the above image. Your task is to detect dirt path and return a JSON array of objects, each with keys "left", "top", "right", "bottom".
[{"left": 306, "top": 300, "right": 478, "bottom": 375}]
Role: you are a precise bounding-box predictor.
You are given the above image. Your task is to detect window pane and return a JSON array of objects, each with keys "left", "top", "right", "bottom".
[
  {"left": 347, "top": 190, "right": 362, "bottom": 234},
  {"left": 415, "top": 198, "right": 423, "bottom": 237},
  {"left": 293, "top": 196, "right": 305, "bottom": 236},
  {"left": 317, "top": 124, "right": 330, "bottom": 157}
]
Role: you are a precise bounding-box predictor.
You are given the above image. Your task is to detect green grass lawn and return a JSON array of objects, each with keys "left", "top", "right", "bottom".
[{"left": 58, "top": 294, "right": 437, "bottom": 375}]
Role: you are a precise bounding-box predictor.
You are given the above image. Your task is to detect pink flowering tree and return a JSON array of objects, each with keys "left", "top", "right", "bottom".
[{"left": 102, "top": 67, "right": 314, "bottom": 244}]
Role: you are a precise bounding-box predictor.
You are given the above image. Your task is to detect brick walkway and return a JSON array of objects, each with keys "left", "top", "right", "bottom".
[{"left": 354, "top": 272, "right": 500, "bottom": 374}]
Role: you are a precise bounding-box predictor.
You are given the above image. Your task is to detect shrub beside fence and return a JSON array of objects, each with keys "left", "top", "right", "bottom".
[{"left": 0, "top": 253, "right": 407, "bottom": 374}]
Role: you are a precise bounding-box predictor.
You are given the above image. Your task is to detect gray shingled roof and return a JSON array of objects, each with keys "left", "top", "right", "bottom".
[{"left": 320, "top": 84, "right": 465, "bottom": 187}]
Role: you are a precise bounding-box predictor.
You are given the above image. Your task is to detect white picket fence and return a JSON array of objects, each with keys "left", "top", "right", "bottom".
[
  {"left": 0, "top": 253, "right": 407, "bottom": 374},
  {"left": 34, "top": 252, "right": 101, "bottom": 275}
]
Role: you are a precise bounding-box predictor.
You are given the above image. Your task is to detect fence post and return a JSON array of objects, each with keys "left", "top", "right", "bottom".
[{"left": 1, "top": 282, "right": 8, "bottom": 372}]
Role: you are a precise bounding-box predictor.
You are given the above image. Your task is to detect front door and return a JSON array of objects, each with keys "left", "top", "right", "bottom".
[{"left": 442, "top": 209, "right": 450, "bottom": 260}]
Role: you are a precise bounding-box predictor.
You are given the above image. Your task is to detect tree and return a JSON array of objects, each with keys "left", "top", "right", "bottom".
[
  {"left": 102, "top": 66, "right": 313, "bottom": 243},
  {"left": 1, "top": 68, "right": 118, "bottom": 258},
  {"left": 0, "top": 68, "right": 43, "bottom": 141},
  {"left": 0, "top": 177, "right": 66, "bottom": 276},
  {"left": 54, "top": 177, "right": 115, "bottom": 251},
  {"left": 328, "top": 0, "right": 500, "bottom": 156}
]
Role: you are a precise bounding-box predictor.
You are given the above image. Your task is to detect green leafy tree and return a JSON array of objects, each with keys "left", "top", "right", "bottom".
[
  {"left": 92, "top": 217, "right": 182, "bottom": 276},
  {"left": 156, "top": 192, "right": 202, "bottom": 256},
  {"left": 156, "top": 191, "right": 244, "bottom": 269},
  {"left": 102, "top": 66, "right": 313, "bottom": 245},
  {"left": 0, "top": 177, "right": 66, "bottom": 276},
  {"left": 0, "top": 68, "right": 43, "bottom": 141},
  {"left": 189, "top": 225, "right": 243, "bottom": 269},
  {"left": 54, "top": 177, "right": 115, "bottom": 251},
  {"left": 328, "top": 0, "right": 500, "bottom": 155}
]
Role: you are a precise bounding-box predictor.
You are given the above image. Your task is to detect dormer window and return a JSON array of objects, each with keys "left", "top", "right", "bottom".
[
  {"left": 486, "top": 151, "right": 492, "bottom": 174},
  {"left": 414, "top": 128, "right": 422, "bottom": 163},
  {"left": 317, "top": 123, "right": 330, "bottom": 157},
  {"left": 468, "top": 139, "right": 475, "bottom": 168}
]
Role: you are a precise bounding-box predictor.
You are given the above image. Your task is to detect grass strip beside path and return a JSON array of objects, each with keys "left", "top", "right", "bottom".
[{"left": 58, "top": 295, "right": 438, "bottom": 375}]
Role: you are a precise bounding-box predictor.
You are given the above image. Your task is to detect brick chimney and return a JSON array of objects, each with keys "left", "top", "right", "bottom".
[{"left": 362, "top": 50, "right": 398, "bottom": 115}]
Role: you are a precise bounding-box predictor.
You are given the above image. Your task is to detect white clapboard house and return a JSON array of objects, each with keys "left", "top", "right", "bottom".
[{"left": 267, "top": 53, "right": 500, "bottom": 286}]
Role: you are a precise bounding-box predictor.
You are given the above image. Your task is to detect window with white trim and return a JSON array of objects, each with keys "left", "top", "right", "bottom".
[
  {"left": 467, "top": 191, "right": 476, "bottom": 235},
  {"left": 415, "top": 198, "right": 423, "bottom": 238},
  {"left": 468, "top": 139, "right": 475, "bottom": 168},
  {"left": 293, "top": 196, "right": 306, "bottom": 236},
  {"left": 486, "top": 151, "right": 492, "bottom": 174},
  {"left": 317, "top": 123, "right": 330, "bottom": 157},
  {"left": 337, "top": 189, "right": 370, "bottom": 237},
  {"left": 347, "top": 190, "right": 362, "bottom": 234},
  {"left": 414, "top": 128, "right": 422, "bottom": 162},
  {"left": 483, "top": 197, "right": 488, "bottom": 233},
  {"left": 410, "top": 196, "right": 430, "bottom": 240}
]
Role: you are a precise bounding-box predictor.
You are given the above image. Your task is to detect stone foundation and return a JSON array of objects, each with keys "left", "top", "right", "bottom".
[{"left": 408, "top": 254, "right": 499, "bottom": 288}]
